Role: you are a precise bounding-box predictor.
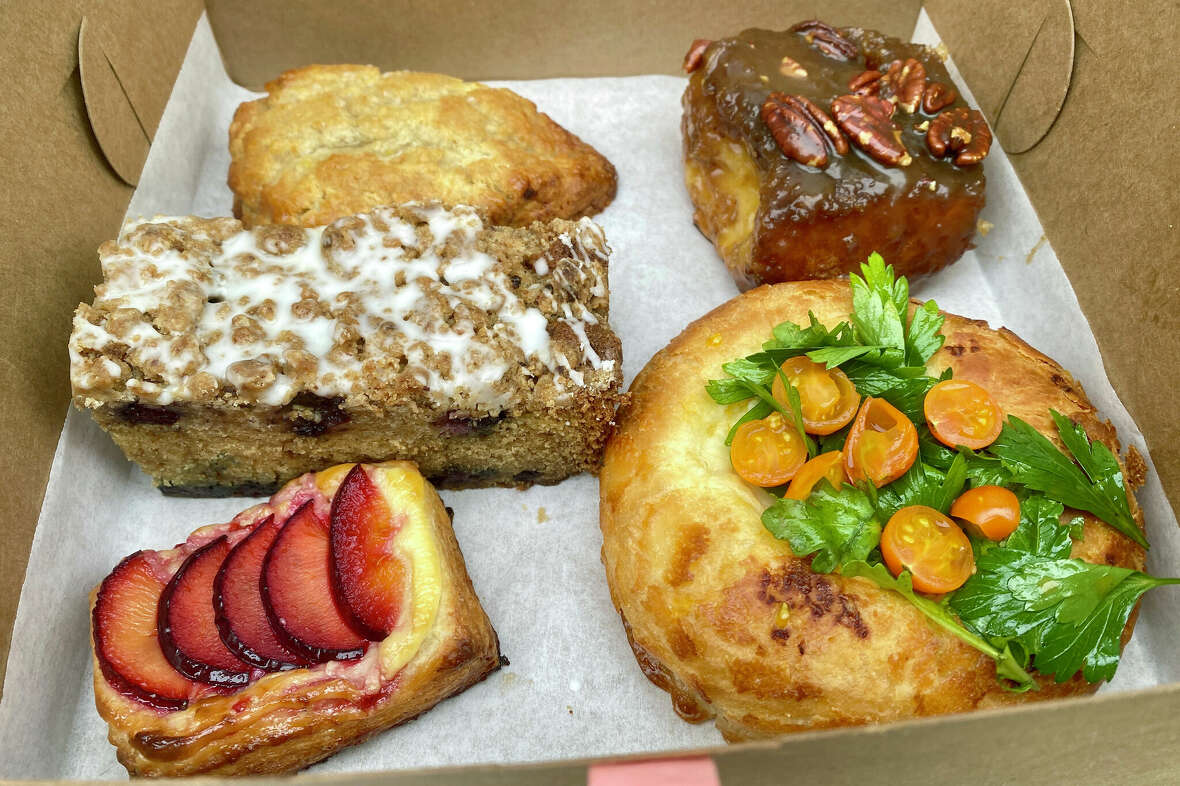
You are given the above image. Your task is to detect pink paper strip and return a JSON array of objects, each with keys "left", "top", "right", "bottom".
[{"left": 588, "top": 757, "right": 720, "bottom": 786}]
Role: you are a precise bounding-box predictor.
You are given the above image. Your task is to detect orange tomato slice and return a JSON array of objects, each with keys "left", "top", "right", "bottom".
[
  {"left": 881, "top": 505, "right": 975, "bottom": 594},
  {"left": 771, "top": 356, "right": 860, "bottom": 435},
  {"left": 784, "top": 451, "right": 846, "bottom": 500},
  {"left": 730, "top": 412, "right": 807, "bottom": 487},
  {"left": 950, "top": 485, "right": 1021, "bottom": 541},
  {"left": 842, "top": 397, "right": 919, "bottom": 487},
  {"left": 924, "top": 379, "right": 1003, "bottom": 450}
]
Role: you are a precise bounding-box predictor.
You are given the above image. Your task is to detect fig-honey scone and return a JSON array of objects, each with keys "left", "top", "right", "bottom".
[
  {"left": 682, "top": 21, "right": 991, "bottom": 289},
  {"left": 69, "top": 203, "right": 622, "bottom": 495},
  {"left": 600, "top": 257, "right": 1176, "bottom": 740},
  {"left": 229, "top": 65, "right": 616, "bottom": 228},
  {"left": 91, "top": 461, "right": 501, "bottom": 776}
]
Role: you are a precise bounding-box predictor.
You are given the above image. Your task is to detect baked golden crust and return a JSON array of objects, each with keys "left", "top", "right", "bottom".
[
  {"left": 682, "top": 28, "right": 986, "bottom": 289},
  {"left": 599, "top": 281, "right": 1145, "bottom": 741},
  {"left": 92, "top": 462, "right": 500, "bottom": 776},
  {"left": 229, "top": 65, "right": 617, "bottom": 228}
]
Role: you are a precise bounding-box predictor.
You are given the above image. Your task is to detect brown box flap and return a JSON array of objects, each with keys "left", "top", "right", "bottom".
[
  {"left": 928, "top": 0, "right": 1180, "bottom": 525},
  {"left": 0, "top": 0, "right": 202, "bottom": 696},
  {"left": 3, "top": 0, "right": 1179, "bottom": 773},
  {"left": 206, "top": 0, "right": 922, "bottom": 87}
]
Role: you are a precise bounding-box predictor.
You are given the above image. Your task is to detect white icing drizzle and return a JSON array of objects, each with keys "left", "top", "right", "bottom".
[{"left": 69, "top": 205, "right": 615, "bottom": 412}]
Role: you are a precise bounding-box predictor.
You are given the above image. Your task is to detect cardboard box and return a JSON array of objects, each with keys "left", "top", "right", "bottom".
[{"left": 1, "top": 0, "right": 1177, "bottom": 780}]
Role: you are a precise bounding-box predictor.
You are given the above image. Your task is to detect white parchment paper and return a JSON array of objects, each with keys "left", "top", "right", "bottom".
[{"left": 2, "top": 11, "right": 1177, "bottom": 779}]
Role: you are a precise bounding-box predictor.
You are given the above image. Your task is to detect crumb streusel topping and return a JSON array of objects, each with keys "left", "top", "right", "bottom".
[{"left": 70, "top": 204, "right": 617, "bottom": 412}]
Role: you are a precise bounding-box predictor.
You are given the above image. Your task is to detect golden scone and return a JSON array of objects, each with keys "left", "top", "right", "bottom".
[
  {"left": 229, "top": 65, "right": 617, "bottom": 228},
  {"left": 91, "top": 462, "right": 501, "bottom": 776},
  {"left": 599, "top": 281, "right": 1146, "bottom": 741}
]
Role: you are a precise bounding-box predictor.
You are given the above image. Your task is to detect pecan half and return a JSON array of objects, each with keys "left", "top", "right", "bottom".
[
  {"left": 880, "top": 58, "right": 926, "bottom": 113},
  {"left": 849, "top": 70, "right": 883, "bottom": 96},
  {"left": 779, "top": 55, "right": 808, "bottom": 78},
  {"left": 683, "top": 38, "right": 712, "bottom": 73},
  {"left": 789, "top": 19, "right": 858, "bottom": 61},
  {"left": 927, "top": 107, "right": 992, "bottom": 165},
  {"left": 762, "top": 93, "right": 827, "bottom": 167},
  {"left": 922, "top": 81, "right": 957, "bottom": 113},
  {"left": 832, "top": 94, "right": 912, "bottom": 167},
  {"left": 791, "top": 94, "right": 850, "bottom": 155}
]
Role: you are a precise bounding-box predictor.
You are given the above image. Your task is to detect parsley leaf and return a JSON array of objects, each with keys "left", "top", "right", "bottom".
[
  {"left": 705, "top": 377, "right": 755, "bottom": 405},
  {"left": 817, "top": 424, "right": 851, "bottom": 454},
  {"left": 762, "top": 484, "right": 881, "bottom": 574},
  {"left": 770, "top": 312, "right": 848, "bottom": 349},
  {"left": 849, "top": 254, "right": 906, "bottom": 367},
  {"left": 1003, "top": 495, "right": 1073, "bottom": 560},
  {"left": 949, "top": 549, "right": 1180, "bottom": 682},
  {"left": 965, "top": 451, "right": 1014, "bottom": 488},
  {"left": 772, "top": 365, "right": 817, "bottom": 457},
  {"left": 842, "top": 362, "right": 945, "bottom": 423},
  {"left": 875, "top": 462, "right": 938, "bottom": 520},
  {"left": 989, "top": 413, "right": 1145, "bottom": 548},
  {"left": 905, "top": 299, "right": 946, "bottom": 366},
  {"left": 807, "top": 345, "right": 881, "bottom": 368},
  {"left": 841, "top": 560, "right": 1036, "bottom": 690},
  {"left": 721, "top": 356, "right": 775, "bottom": 387},
  {"left": 874, "top": 453, "right": 967, "bottom": 521}
]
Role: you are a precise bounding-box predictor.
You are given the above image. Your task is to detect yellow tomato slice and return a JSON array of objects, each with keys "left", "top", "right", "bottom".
[
  {"left": 843, "top": 397, "right": 919, "bottom": 487},
  {"left": 771, "top": 356, "right": 860, "bottom": 435},
  {"left": 924, "top": 379, "right": 1003, "bottom": 450},
  {"left": 730, "top": 412, "right": 808, "bottom": 487},
  {"left": 881, "top": 505, "right": 975, "bottom": 594},
  {"left": 950, "top": 485, "right": 1021, "bottom": 541},
  {"left": 784, "top": 451, "right": 846, "bottom": 500}
]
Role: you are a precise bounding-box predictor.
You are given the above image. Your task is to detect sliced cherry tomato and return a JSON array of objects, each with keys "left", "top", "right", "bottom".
[
  {"left": 771, "top": 356, "right": 860, "bottom": 435},
  {"left": 842, "top": 397, "right": 918, "bottom": 487},
  {"left": 730, "top": 412, "right": 807, "bottom": 487},
  {"left": 950, "top": 485, "right": 1021, "bottom": 541},
  {"left": 924, "top": 379, "right": 1003, "bottom": 450},
  {"left": 784, "top": 451, "right": 846, "bottom": 500},
  {"left": 881, "top": 505, "right": 975, "bottom": 594}
]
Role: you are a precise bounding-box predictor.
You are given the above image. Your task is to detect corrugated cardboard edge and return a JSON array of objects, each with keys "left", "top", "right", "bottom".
[
  {"left": 0, "top": 0, "right": 202, "bottom": 700},
  {"left": 10, "top": 684, "right": 1177, "bottom": 782},
  {"left": 925, "top": 0, "right": 1180, "bottom": 525},
  {"left": 205, "top": 0, "right": 922, "bottom": 86},
  {"left": 79, "top": 16, "right": 151, "bottom": 185},
  {"left": 926, "top": 0, "right": 1074, "bottom": 153},
  {"left": 3, "top": 0, "right": 1180, "bottom": 779}
]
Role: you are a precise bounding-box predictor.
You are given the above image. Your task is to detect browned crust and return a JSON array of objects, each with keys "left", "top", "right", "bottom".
[
  {"left": 228, "top": 65, "right": 616, "bottom": 228},
  {"left": 92, "top": 465, "right": 500, "bottom": 776},
  {"left": 599, "top": 281, "right": 1146, "bottom": 741},
  {"left": 680, "top": 37, "right": 983, "bottom": 289}
]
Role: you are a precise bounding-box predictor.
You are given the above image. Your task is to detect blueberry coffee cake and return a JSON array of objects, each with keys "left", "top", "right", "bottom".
[{"left": 70, "top": 204, "right": 622, "bottom": 495}]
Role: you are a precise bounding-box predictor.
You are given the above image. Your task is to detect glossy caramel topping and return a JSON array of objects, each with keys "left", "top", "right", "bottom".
[{"left": 692, "top": 27, "right": 985, "bottom": 226}]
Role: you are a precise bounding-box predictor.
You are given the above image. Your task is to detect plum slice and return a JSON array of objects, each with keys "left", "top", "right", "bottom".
[
  {"left": 157, "top": 536, "right": 254, "bottom": 687},
  {"left": 213, "top": 515, "right": 305, "bottom": 671},
  {"left": 93, "top": 552, "right": 193, "bottom": 710},
  {"left": 260, "top": 500, "right": 367, "bottom": 662},
  {"left": 330, "top": 464, "right": 407, "bottom": 640}
]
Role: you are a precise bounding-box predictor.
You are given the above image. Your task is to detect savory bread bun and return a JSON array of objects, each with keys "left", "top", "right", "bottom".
[{"left": 599, "top": 281, "right": 1145, "bottom": 741}]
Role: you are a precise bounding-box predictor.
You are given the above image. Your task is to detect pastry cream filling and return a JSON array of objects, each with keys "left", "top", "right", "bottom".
[{"left": 698, "top": 139, "right": 755, "bottom": 262}]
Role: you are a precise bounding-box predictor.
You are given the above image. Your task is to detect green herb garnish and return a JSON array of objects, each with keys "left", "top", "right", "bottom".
[
  {"left": 950, "top": 548, "right": 1179, "bottom": 682},
  {"left": 761, "top": 484, "right": 880, "bottom": 574},
  {"left": 990, "top": 412, "right": 1145, "bottom": 548},
  {"left": 705, "top": 253, "right": 1170, "bottom": 688},
  {"left": 840, "top": 560, "right": 1036, "bottom": 690}
]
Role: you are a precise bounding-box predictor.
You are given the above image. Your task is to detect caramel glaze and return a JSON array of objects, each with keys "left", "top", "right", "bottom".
[{"left": 683, "top": 27, "right": 986, "bottom": 288}]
